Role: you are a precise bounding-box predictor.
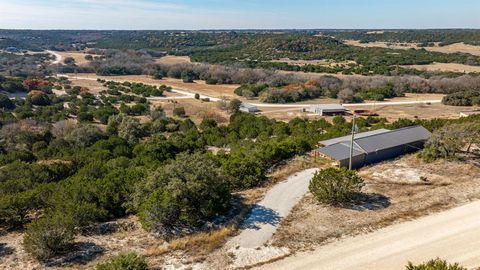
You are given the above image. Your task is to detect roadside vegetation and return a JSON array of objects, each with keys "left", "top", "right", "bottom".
[{"left": 406, "top": 258, "right": 466, "bottom": 270}]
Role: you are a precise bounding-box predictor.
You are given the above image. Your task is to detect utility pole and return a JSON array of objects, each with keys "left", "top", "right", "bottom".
[{"left": 349, "top": 114, "right": 356, "bottom": 170}]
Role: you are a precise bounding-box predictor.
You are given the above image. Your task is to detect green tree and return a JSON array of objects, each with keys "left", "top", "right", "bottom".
[
  {"left": 309, "top": 168, "right": 365, "bottom": 204},
  {"left": 229, "top": 99, "right": 242, "bottom": 113},
  {"left": 23, "top": 212, "right": 75, "bottom": 261},
  {"left": 95, "top": 253, "right": 150, "bottom": 270},
  {"left": 136, "top": 153, "right": 230, "bottom": 238},
  {"left": 117, "top": 116, "right": 144, "bottom": 145},
  {"left": 0, "top": 94, "right": 15, "bottom": 110}
]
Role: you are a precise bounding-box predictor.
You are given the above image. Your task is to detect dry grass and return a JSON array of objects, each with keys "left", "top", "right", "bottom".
[
  {"left": 56, "top": 51, "right": 101, "bottom": 66},
  {"left": 155, "top": 55, "right": 191, "bottom": 65},
  {"left": 147, "top": 226, "right": 236, "bottom": 257},
  {"left": 67, "top": 73, "right": 241, "bottom": 99},
  {"left": 345, "top": 40, "right": 480, "bottom": 56},
  {"left": 271, "top": 58, "right": 356, "bottom": 67},
  {"left": 403, "top": 62, "right": 480, "bottom": 73},
  {"left": 347, "top": 102, "right": 470, "bottom": 122},
  {"left": 272, "top": 154, "right": 480, "bottom": 251}
]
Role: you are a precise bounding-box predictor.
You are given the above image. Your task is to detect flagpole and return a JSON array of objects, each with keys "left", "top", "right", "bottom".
[{"left": 349, "top": 114, "right": 356, "bottom": 170}]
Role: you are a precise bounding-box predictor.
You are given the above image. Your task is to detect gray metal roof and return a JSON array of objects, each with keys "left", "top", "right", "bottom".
[
  {"left": 240, "top": 103, "right": 258, "bottom": 109},
  {"left": 318, "top": 142, "right": 365, "bottom": 160},
  {"left": 354, "top": 125, "right": 431, "bottom": 153},
  {"left": 319, "top": 128, "right": 391, "bottom": 146},
  {"left": 317, "top": 125, "right": 431, "bottom": 161},
  {"left": 308, "top": 104, "right": 346, "bottom": 112}
]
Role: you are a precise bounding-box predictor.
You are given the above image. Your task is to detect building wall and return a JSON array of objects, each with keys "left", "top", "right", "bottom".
[{"left": 338, "top": 140, "right": 426, "bottom": 169}]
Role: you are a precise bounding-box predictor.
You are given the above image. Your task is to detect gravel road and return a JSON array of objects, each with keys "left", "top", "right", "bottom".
[
  {"left": 228, "top": 168, "right": 318, "bottom": 249},
  {"left": 258, "top": 200, "right": 480, "bottom": 270}
]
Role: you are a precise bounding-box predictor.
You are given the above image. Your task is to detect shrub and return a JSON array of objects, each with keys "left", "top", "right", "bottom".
[
  {"left": 95, "top": 253, "right": 150, "bottom": 270},
  {"left": 194, "top": 93, "right": 200, "bottom": 99},
  {"left": 23, "top": 213, "right": 75, "bottom": 261},
  {"left": 173, "top": 107, "right": 186, "bottom": 117},
  {"left": 309, "top": 168, "right": 364, "bottom": 204},
  {"left": 406, "top": 258, "right": 466, "bottom": 270}
]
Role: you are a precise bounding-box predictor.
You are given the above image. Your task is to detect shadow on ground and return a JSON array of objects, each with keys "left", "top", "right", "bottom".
[
  {"left": 44, "top": 242, "right": 105, "bottom": 267},
  {"left": 240, "top": 205, "right": 282, "bottom": 230},
  {"left": 344, "top": 193, "right": 391, "bottom": 211},
  {"left": 0, "top": 243, "right": 14, "bottom": 257}
]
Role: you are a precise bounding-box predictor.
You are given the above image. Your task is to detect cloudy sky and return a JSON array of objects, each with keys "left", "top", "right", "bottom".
[{"left": 0, "top": 0, "right": 479, "bottom": 30}]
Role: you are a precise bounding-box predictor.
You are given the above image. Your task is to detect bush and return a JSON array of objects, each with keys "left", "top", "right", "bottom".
[
  {"left": 173, "top": 107, "right": 186, "bottom": 117},
  {"left": 406, "top": 258, "right": 466, "bottom": 270},
  {"left": 309, "top": 168, "right": 364, "bottom": 204},
  {"left": 95, "top": 253, "right": 150, "bottom": 270},
  {"left": 23, "top": 213, "right": 75, "bottom": 261}
]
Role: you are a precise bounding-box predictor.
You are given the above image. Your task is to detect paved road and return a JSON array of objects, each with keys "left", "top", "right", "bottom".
[
  {"left": 228, "top": 169, "right": 318, "bottom": 249},
  {"left": 258, "top": 200, "right": 480, "bottom": 270}
]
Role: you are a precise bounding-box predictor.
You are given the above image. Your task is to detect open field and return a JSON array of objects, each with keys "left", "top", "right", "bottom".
[
  {"left": 345, "top": 40, "right": 480, "bottom": 56},
  {"left": 65, "top": 73, "right": 241, "bottom": 99},
  {"left": 155, "top": 55, "right": 191, "bottom": 65},
  {"left": 271, "top": 58, "right": 356, "bottom": 67},
  {"left": 270, "top": 155, "right": 480, "bottom": 258},
  {"left": 403, "top": 62, "right": 480, "bottom": 73},
  {"left": 67, "top": 74, "right": 464, "bottom": 123},
  {"left": 56, "top": 51, "right": 100, "bottom": 66}
]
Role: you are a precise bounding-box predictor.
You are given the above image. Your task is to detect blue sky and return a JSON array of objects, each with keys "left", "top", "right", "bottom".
[{"left": 0, "top": 0, "right": 479, "bottom": 29}]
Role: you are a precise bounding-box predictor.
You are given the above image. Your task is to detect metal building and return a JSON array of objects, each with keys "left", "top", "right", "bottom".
[
  {"left": 316, "top": 126, "right": 431, "bottom": 169},
  {"left": 239, "top": 103, "right": 259, "bottom": 113},
  {"left": 305, "top": 104, "right": 347, "bottom": 116}
]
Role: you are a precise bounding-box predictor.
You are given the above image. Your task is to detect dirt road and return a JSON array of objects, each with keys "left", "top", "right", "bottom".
[
  {"left": 47, "top": 50, "right": 62, "bottom": 64},
  {"left": 258, "top": 200, "right": 480, "bottom": 270},
  {"left": 229, "top": 169, "right": 318, "bottom": 249}
]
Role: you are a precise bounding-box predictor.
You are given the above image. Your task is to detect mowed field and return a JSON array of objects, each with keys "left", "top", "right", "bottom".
[{"left": 344, "top": 40, "right": 480, "bottom": 56}]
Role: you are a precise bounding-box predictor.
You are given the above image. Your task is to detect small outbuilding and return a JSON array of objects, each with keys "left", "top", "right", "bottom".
[
  {"left": 316, "top": 125, "right": 431, "bottom": 169},
  {"left": 305, "top": 104, "right": 347, "bottom": 116},
  {"left": 239, "top": 103, "right": 259, "bottom": 113}
]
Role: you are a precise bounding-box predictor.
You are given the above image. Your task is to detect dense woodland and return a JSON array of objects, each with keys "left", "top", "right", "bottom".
[
  {"left": 2, "top": 30, "right": 480, "bottom": 77},
  {"left": 323, "top": 29, "right": 480, "bottom": 46}
]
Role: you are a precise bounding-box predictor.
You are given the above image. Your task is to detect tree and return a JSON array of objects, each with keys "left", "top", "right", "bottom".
[
  {"left": 137, "top": 153, "right": 230, "bottom": 238},
  {"left": 309, "top": 168, "right": 364, "bottom": 204},
  {"left": 96, "top": 253, "right": 150, "bottom": 270},
  {"left": 0, "top": 94, "right": 15, "bottom": 110},
  {"left": 118, "top": 116, "right": 144, "bottom": 145},
  {"left": 23, "top": 212, "right": 75, "bottom": 261},
  {"left": 199, "top": 118, "right": 217, "bottom": 131},
  {"left": 228, "top": 99, "right": 242, "bottom": 113},
  {"left": 28, "top": 91, "right": 51, "bottom": 106},
  {"left": 406, "top": 258, "right": 466, "bottom": 270},
  {"left": 173, "top": 107, "right": 186, "bottom": 117},
  {"left": 63, "top": 57, "right": 75, "bottom": 65},
  {"left": 65, "top": 124, "right": 104, "bottom": 148},
  {"left": 421, "top": 123, "right": 480, "bottom": 161}
]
